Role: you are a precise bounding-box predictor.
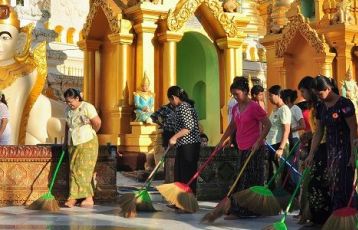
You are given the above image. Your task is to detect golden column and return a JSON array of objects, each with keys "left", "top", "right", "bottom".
[
  {"left": 124, "top": 5, "right": 166, "bottom": 94},
  {"left": 78, "top": 40, "right": 102, "bottom": 106},
  {"left": 335, "top": 43, "right": 354, "bottom": 90},
  {"left": 107, "top": 32, "right": 134, "bottom": 136},
  {"left": 216, "top": 37, "right": 244, "bottom": 130},
  {"left": 157, "top": 31, "right": 183, "bottom": 105}
]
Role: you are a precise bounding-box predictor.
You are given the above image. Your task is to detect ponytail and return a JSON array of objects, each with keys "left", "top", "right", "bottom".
[{"left": 167, "top": 86, "right": 195, "bottom": 106}]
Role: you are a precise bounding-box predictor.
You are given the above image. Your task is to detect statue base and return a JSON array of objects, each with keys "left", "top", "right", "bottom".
[{"left": 118, "top": 122, "right": 163, "bottom": 171}]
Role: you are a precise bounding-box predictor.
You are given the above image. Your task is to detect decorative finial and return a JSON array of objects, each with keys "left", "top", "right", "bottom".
[
  {"left": 141, "top": 71, "right": 150, "bottom": 87},
  {"left": 0, "top": 0, "right": 20, "bottom": 29}
]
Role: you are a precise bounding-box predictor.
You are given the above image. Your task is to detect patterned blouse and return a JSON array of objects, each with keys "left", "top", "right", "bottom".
[
  {"left": 174, "top": 102, "right": 201, "bottom": 147},
  {"left": 65, "top": 101, "right": 98, "bottom": 146},
  {"left": 150, "top": 103, "right": 176, "bottom": 132}
]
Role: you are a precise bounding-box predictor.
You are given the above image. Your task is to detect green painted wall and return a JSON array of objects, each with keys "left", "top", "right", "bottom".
[
  {"left": 301, "top": 0, "right": 315, "bottom": 18},
  {"left": 177, "top": 32, "right": 220, "bottom": 146}
]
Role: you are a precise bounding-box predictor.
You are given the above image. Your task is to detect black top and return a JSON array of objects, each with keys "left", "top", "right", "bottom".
[{"left": 174, "top": 102, "right": 201, "bottom": 146}]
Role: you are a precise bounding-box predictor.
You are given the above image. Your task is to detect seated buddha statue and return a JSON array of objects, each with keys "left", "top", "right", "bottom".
[
  {"left": 133, "top": 73, "right": 154, "bottom": 123},
  {"left": 0, "top": 0, "right": 65, "bottom": 144}
]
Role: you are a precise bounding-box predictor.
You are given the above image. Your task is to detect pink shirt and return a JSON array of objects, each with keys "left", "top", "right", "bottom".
[{"left": 232, "top": 101, "right": 267, "bottom": 150}]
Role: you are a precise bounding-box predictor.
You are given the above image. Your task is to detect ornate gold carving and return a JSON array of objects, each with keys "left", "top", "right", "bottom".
[
  {"left": 0, "top": 0, "right": 20, "bottom": 29},
  {"left": 167, "top": 0, "right": 240, "bottom": 38},
  {"left": 275, "top": 14, "right": 325, "bottom": 58},
  {"left": 83, "top": 0, "right": 120, "bottom": 39},
  {"left": 18, "top": 42, "right": 47, "bottom": 144},
  {"left": 15, "top": 24, "right": 34, "bottom": 63}
]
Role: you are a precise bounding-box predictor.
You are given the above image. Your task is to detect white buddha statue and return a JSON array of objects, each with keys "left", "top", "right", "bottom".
[{"left": 0, "top": 0, "right": 65, "bottom": 145}]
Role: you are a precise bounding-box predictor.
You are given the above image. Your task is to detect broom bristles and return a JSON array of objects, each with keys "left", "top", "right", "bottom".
[
  {"left": 234, "top": 187, "right": 281, "bottom": 216},
  {"left": 118, "top": 193, "right": 137, "bottom": 218},
  {"left": 156, "top": 183, "right": 199, "bottom": 213},
  {"left": 135, "top": 190, "right": 156, "bottom": 212},
  {"left": 201, "top": 197, "right": 230, "bottom": 223},
  {"left": 27, "top": 193, "right": 60, "bottom": 212},
  {"left": 322, "top": 208, "right": 358, "bottom": 230}
]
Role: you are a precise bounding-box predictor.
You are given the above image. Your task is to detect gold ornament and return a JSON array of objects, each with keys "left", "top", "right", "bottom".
[
  {"left": 0, "top": 0, "right": 20, "bottom": 29},
  {"left": 141, "top": 72, "right": 151, "bottom": 87}
]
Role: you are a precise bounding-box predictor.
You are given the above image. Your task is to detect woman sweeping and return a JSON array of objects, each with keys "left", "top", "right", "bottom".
[
  {"left": 266, "top": 85, "right": 291, "bottom": 189},
  {"left": 297, "top": 76, "right": 330, "bottom": 226},
  {"left": 217, "top": 77, "right": 271, "bottom": 219},
  {"left": 306, "top": 75, "right": 357, "bottom": 226},
  {"left": 167, "top": 86, "right": 201, "bottom": 198},
  {"left": 63, "top": 88, "right": 101, "bottom": 208}
]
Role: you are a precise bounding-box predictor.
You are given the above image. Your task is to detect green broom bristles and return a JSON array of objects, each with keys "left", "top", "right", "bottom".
[
  {"left": 118, "top": 147, "right": 171, "bottom": 217},
  {"left": 235, "top": 141, "right": 300, "bottom": 216},
  {"left": 27, "top": 150, "right": 66, "bottom": 212}
]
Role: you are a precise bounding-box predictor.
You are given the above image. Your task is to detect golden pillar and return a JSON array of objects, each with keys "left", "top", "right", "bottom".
[
  {"left": 104, "top": 33, "right": 134, "bottom": 137},
  {"left": 335, "top": 44, "right": 354, "bottom": 90},
  {"left": 314, "top": 0, "right": 325, "bottom": 22},
  {"left": 157, "top": 31, "right": 183, "bottom": 106},
  {"left": 216, "top": 37, "right": 244, "bottom": 130},
  {"left": 78, "top": 40, "right": 102, "bottom": 106},
  {"left": 124, "top": 5, "right": 165, "bottom": 94}
]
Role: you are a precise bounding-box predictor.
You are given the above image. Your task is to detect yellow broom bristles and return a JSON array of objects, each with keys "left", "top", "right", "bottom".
[
  {"left": 201, "top": 196, "right": 231, "bottom": 223},
  {"left": 234, "top": 189, "right": 281, "bottom": 216},
  {"left": 156, "top": 183, "right": 199, "bottom": 213},
  {"left": 322, "top": 211, "right": 358, "bottom": 230},
  {"left": 118, "top": 193, "right": 137, "bottom": 218},
  {"left": 27, "top": 197, "right": 60, "bottom": 212}
]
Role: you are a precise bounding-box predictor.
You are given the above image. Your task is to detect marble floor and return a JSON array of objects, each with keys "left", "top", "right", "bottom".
[{"left": 0, "top": 173, "right": 308, "bottom": 230}]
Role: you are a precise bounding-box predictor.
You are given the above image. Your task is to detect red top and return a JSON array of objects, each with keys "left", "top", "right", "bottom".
[{"left": 232, "top": 101, "right": 267, "bottom": 150}]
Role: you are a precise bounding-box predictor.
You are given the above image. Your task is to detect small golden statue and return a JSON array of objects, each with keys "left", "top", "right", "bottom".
[
  {"left": 133, "top": 72, "right": 155, "bottom": 123},
  {"left": 341, "top": 66, "right": 358, "bottom": 110}
]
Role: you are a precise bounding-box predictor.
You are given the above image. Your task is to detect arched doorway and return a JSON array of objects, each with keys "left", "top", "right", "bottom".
[{"left": 177, "top": 32, "right": 220, "bottom": 145}]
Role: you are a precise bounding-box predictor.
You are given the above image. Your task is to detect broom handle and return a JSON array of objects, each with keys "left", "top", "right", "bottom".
[
  {"left": 144, "top": 146, "right": 171, "bottom": 188},
  {"left": 48, "top": 150, "right": 66, "bottom": 193},
  {"left": 226, "top": 150, "right": 256, "bottom": 197},
  {"left": 347, "top": 177, "right": 358, "bottom": 207},
  {"left": 266, "top": 141, "right": 300, "bottom": 187},
  {"left": 280, "top": 168, "right": 309, "bottom": 223},
  {"left": 266, "top": 142, "right": 302, "bottom": 177},
  {"left": 347, "top": 148, "right": 358, "bottom": 207},
  {"left": 187, "top": 146, "right": 223, "bottom": 186}
]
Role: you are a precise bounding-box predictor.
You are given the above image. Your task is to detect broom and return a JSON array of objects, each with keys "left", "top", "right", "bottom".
[
  {"left": 233, "top": 141, "right": 300, "bottom": 216},
  {"left": 27, "top": 149, "right": 66, "bottom": 212},
  {"left": 266, "top": 143, "right": 301, "bottom": 210},
  {"left": 201, "top": 149, "right": 256, "bottom": 223},
  {"left": 156, "top": 146, "right": 224, "bottom": 213},
  {"left": 118, "top": 146, "right": 171, "bottom": 218},
  {"left": 321, "top": 156, "right": 358, "bottom": 230},
  {"left": 263, "top": 168, "right": 309, "bottom": 230}
]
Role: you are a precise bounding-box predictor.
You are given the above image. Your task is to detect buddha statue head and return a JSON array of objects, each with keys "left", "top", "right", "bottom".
[
  {"left": 0, "top": 0, "right": 33, "bottom": 67},
  {"left": 140, "top": 72, "right": 151, "bottom": 92},
  {"left": 0, "top": 0, "right": 20, "bottom": 65}
]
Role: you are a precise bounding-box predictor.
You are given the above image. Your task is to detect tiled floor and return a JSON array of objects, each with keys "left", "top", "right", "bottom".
[
  {"left": 0, "top": 172, "right": 308, "bottom": 230},
  {"left": 0, "top": 203, "right": 305, "bottom": 230}
]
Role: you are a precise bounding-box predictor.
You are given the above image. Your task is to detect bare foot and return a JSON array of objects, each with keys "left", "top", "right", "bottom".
[
  {"left": 80, "top": 197, "right": 94, "bottom": 208},
  {"left": 64, "top": 199, "right": 76, "bottom": 208}
]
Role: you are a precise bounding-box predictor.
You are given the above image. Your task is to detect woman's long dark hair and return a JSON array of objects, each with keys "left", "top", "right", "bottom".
[
  {"left": 0, "top": 94, "right": 7, "bottom": 107},
  {"left": 298, "top": 76, "right": 318, "bottom": 108},
  {"left": 313, "top": 75, "right": 339, "bottom": 95},
  {"left": 64, "top": 88, "right": 83, "bottom": 101},
  {"left": 167, "top": 86, "right": 195, "bottom": 106}
]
